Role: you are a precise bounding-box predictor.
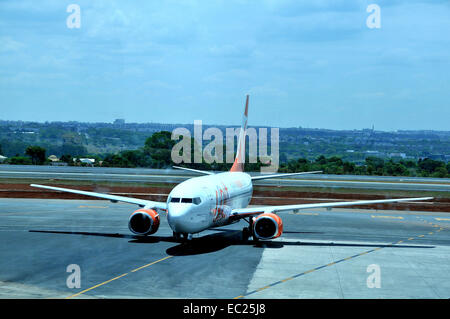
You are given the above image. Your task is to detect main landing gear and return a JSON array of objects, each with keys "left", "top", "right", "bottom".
[{"left": 242, "top": 217, "right": 259, "bottom": 243}]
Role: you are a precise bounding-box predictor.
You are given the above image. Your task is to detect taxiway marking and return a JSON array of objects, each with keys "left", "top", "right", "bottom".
[
  {"left": 65, "top": 229, "right": 241, "bottom": 299},
  {"left": 234, "top": 244, "right": 391, "bottom": 299},
  {"left": 371, "top": 215, "right": 404, "bottom": 220},
  {"left": 66, "top": 255, "right": 174, "bottom": 299},
  {"left": 130, "top": 256, "right": 173, "bottom": 273},
  {"left": 289, "top": 212, "right": 320, "bottom": 216},
  {"left": 234, "top": 218, "right": 447, "bottom": 299}
]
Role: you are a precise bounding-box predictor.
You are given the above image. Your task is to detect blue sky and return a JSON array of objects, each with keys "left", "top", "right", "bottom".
[{"left": 0, "top": 0, "right": 449, "bottom": 130}]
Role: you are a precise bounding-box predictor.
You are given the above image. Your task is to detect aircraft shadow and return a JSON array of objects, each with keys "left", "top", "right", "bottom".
[
  {"left": 28, "top": 229, "right": 178, "bottom": 244},
  {"left": 29, "top": 229, "right": 435, "bottom": 257}
]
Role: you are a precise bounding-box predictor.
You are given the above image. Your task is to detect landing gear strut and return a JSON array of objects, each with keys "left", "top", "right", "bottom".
[
  {"left": 242, "top": 226, "right": 250, "bottom": 241},
  {"left": 173, "top": 231, "right": 182, "bottom": 241},
  {"left": 242, "top": 217, "right": 259, "bottom": 242}
]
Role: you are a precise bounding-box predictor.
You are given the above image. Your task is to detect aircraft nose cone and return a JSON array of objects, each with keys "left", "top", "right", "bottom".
[
  {"left": 167, "top": 213, "right": 183, "bottom": 232},
  {"left": 167, "top": 205, "right": 190, "bottom": 233}
]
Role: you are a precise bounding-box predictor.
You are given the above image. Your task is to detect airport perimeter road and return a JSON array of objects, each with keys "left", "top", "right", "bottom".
[
  {"left": 1, "top": 165, "right": 450, "bottom": 191},
  {"left": 0, "top": 198, "right": 449, "bottom": 298}
]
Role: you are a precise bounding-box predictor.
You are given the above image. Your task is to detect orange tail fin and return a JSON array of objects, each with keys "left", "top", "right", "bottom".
[{"left": 230, "top": 95, "right": 249, "bottom": 172}]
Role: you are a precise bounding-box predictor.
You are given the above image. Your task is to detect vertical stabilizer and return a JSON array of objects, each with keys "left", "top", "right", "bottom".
[{"left": 230, "top": 95, "right": 249, "bottom": 172}]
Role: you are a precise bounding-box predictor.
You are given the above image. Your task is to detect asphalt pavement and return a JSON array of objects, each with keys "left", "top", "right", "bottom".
[{"left": 0, "top": 198, "right": 449, "bottom": 298}]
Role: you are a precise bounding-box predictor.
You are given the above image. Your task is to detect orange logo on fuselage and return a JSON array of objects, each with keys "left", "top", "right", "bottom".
[{"left": 213, "top": 182, "right": 229, "bottom": 223}]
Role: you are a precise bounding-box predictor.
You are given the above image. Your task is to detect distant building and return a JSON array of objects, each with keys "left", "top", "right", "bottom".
[
  {"left": 48, "top": 155, "right": 60, "bottom": 162},
  {"left": 389, "top": 153, "right": 407, "bottom": 159},
  {"left": 0, "top": 155, "right": 7, "bottom": 163}
]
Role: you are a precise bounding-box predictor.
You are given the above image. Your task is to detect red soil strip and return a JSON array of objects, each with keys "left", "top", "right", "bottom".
[{"left": 0, "top": 183, "right": 448, "bottom": 212}]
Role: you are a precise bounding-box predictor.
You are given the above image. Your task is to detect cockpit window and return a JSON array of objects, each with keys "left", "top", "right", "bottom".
[{"left": 170, "top": 197, "right": 201, "bottom": 204}]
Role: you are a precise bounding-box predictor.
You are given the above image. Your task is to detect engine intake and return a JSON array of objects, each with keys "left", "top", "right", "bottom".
[
  {"left": 253, "top": 213, "right": 283, "bottom": 240},
  {"left": 128, "top": 209, "right": 160, "bottom": 235}
]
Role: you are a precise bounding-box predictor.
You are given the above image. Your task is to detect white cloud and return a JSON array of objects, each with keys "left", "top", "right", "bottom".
[
  {"left": 203, "top": 69, "right": 250, "bottom": 83},
  {"left": 249, "top": 85, "right": 287, "bottom": 98},
  {"left": 0, "top": 37, "right": 25, "bottom": 53}
]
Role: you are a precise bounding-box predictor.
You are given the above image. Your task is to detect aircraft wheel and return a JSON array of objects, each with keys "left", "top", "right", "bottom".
[{"left": 181, "top": 233, "right": 192, "bottom": 241}]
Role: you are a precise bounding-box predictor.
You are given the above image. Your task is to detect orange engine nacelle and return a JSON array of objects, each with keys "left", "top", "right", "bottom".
[
  {"left": 253, "top": 213, "right": 283, "bottom": 240},
  {"left": 128, "top": 209, "right": 160, "bottom": 235}
]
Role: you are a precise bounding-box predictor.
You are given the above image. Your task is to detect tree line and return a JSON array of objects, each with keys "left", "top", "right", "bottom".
[
  {"left": 278, "top": 155, "right": 449, "bottom": 178},
  {"left": 1, "top": 131, "right": 449, "bottom": 178}
]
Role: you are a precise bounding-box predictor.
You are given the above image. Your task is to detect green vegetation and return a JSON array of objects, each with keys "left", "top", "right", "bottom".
[
  {"left": 7, "top": 156, "right": 32, "bottom": 165},
  {"left": 278, "top": 155, "right": 450, "bottom": 178},
  {"left": 1, "top": 131, "right": 449, "bottom": 178},
  {"left": 25, "top": 146, "right": 46, "bottom": 165}
]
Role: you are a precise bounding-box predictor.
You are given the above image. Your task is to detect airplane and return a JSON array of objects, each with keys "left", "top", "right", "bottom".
[{"left": 31, "top": 95, "right": 434, "bottom": 242}]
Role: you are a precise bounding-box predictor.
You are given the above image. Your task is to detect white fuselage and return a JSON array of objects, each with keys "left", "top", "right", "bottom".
[{"left": 164, "top": 172, "right": 253, "bottom": 234}]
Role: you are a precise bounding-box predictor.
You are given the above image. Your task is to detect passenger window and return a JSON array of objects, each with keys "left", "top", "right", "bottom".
[
  {"left": 171, "top": 197, "right": 180, "bottom": 203},
  {"left": 193, "top": 197, "right": 201, "bottom": 205},
  {"left": 181, "top": 198, "right": 192, "bottom": 203}
]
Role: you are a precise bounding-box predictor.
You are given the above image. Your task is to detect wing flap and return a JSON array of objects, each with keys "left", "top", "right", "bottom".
[{"left": 30, "top": 184, "right": 167, "bottom": 209}]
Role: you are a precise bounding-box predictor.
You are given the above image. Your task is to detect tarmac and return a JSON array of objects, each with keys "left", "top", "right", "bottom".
[{"left": 0, "top": 198, "right": 449, "bottom": 299}]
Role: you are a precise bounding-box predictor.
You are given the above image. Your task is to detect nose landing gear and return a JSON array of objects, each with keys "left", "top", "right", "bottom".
[{"left": 173, "top": 232, "right": 193, "bottom": 242}]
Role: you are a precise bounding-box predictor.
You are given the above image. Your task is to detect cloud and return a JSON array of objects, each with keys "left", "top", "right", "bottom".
[
  {"left": 203, "top": 69, "right": 250, "bottom": 83},
  {"left": 0, "top": 37, "right": 25, "bottom": 53},
  {"left": 248, "top": 85, "right": 287, "bottom": 98},
  {"left": 262, "top": 0, "right": 362, "bottom": 17},
  {"left": 141, "top": 80, "right": 180, "bottom": 90},
  {"left": 0, "top": 0, "right": 449, "bottom": 130}
]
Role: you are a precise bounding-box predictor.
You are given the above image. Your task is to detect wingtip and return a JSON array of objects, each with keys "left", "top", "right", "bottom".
[
  {"left": 409, "top": 196, "right": 434, "bottom": 201},
  {"left": 30, "top": 184, "right": 45, "bottom": 188}
]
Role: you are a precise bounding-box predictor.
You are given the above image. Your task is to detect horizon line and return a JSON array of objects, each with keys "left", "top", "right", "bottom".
[{"left": 0, "top": 118, "right": 449, "bottom": 134}]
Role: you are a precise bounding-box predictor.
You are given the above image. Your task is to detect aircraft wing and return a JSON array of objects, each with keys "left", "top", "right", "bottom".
[
  {"left": 172, "top": 166, "right": 214, "bottom": 175},
  {"left": 30, "top": 184, "right": 167, "bottom": 209},
  {"left": 230, "top": 197, "right": 434, "bottom": 218},
  {"left": 251, "top": 170, "right": 322, "bottom": 181}
]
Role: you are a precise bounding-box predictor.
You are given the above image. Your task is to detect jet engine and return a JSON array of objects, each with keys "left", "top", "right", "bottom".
[
  {"left": 128, "top": 209, "right": 160, "bottom": 235},
  {"left": 252, "top": 213, "right": 283, "bottom": 240}
]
